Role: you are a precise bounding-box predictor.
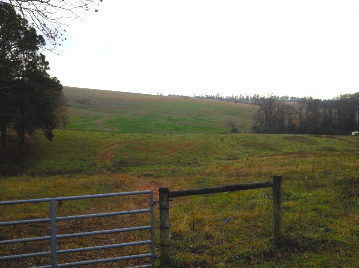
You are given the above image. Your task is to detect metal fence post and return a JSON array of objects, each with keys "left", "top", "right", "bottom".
[
  {"left": 50, "top": 199, "right": 57, "bottom": 267},
  {"left": 159, "top": 187, "right": 170, "bottom": 267},
  {"left": 273, "top": 175, "right": 282, "bottom": 241},
  {"left": 149, "top": 191, "right": 155, "bottom": 267}
]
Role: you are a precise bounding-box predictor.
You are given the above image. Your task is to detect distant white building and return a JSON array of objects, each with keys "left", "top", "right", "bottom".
[{"left": 351, "top": 131, "right": 359, "bottom": 136}]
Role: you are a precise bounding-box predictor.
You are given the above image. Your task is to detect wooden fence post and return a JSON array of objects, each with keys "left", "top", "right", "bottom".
[
  {"left": 159, "top": 187, "right": 170, "bottom": 267},
  {"left": 273, "top": 175, "right": 282, "bottom": 241}
]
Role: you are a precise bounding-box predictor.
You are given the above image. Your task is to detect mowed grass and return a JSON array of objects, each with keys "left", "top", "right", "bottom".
[
  {"left": 1, "top": 130, "right": 359, "bottom": 267},
  {"left": 63, "top": 87, "right": 256, "bottom": 133}
]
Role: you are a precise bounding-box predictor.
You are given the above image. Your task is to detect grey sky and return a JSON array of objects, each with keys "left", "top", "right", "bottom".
[{"left": 44, "top": 0, "right": 359, "bottom": 99}]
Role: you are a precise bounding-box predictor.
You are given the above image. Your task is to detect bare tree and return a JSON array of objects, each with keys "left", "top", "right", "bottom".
[
  {"left": 253, "top": 95, "right": 281, "bottom": 133},
  {"left": 297, "top": 97, "right": 308, "bottom": 133},
  {"left": 1, "top": 0, "right": 102, "bottom": 47},
  {"left": 306, "top": 98, "right": 321, "bottom": 134},
  {"left": 227, "top": 119, "right": 239, "bottom": 133},
  {"left": 285, "top": 104, "right": 297, "bottom": 133}
]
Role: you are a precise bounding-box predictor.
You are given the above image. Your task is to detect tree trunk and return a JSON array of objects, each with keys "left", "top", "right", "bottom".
[
  {"left": 0, "top": 107, "right": 7, "bottom": 152},
  {"left": 18, "top": 105, "right": 25, "bottom": 152},
  {"left": 0, "top": 122, "right": 7, "bottom": 152}
]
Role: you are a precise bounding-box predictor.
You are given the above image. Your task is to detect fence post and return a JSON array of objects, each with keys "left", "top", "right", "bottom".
[
  {"left": 50, "top": 199, "right": 57, "bottom": 267},
  {"left": 273, "top": 175, "right": 282, "bottom": 241},
  {"left": 159, "top": 187, "right": 170, "bottom": 267},
  {"left": 149, "top": 191, "right": 155, "bottom": 268}
]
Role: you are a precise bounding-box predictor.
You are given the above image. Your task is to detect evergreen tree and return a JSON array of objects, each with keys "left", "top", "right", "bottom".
[{"left": 0, "top": 2, "right": 64, "bottom": 152}]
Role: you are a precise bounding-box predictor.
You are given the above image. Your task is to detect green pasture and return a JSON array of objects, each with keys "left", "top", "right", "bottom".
[
  {"left": 18, "top": 130, "right": 359, "bottom": 179},
  {"left": 1, "top": 86, "right": 359, "bottom": 267},
  {"left": 1, "top": 130, "right": 359, "bottom": 267},
  {"left": 63, "top": 87, "right": 256, "bottom": 133}
]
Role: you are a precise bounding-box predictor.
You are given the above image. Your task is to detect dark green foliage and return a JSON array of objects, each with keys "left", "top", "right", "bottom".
[{"left": 0, "top": 2, "right": 64, "bottom": 152}]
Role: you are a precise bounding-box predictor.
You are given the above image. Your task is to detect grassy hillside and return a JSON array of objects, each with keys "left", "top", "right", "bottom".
[
  {"left": 1, "top": 87, "right": 359, "bottom": 267},
  {"left": 63, "top": 87, "right": 256, "bottom": 133},
  {"left": 1, "top": 130, "right": 358, "bottom": 267},
  {"left": 8, "top": 130, "right": 358, "bottom": 178}
]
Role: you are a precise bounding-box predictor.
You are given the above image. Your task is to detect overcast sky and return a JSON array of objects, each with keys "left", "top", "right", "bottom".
[{"left": 44, "top": 0, "right": 359, "bottom": 99}]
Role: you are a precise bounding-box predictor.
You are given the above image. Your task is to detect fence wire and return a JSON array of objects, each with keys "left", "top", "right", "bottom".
[{"left": 167, "top": 186, "right": 274, "bottom": 266}]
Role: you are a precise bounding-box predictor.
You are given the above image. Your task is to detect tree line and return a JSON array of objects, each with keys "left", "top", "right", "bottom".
[
  {"left": 0, "top": 2, "right": 67, "bottom": 153},
  {"left": 252, "top": 94, "right": 359, "bottom": 135},
  {"left": 168, "top": 93, "right": 305, "bottom": 104}
]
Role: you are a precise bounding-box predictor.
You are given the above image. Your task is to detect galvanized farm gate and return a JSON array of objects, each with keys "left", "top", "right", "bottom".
[{"left": 0, "top": 191, "right": 155, "bottom": 267}]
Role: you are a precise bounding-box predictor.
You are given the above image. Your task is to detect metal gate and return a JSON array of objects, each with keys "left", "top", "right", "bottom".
[{"left": 0, "top": 190, "right": 155, "bottom": 267}]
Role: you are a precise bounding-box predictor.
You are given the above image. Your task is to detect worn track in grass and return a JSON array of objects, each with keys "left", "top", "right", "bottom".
[{"left": 97, "top": 140, "right": 139, "bottom": 166}]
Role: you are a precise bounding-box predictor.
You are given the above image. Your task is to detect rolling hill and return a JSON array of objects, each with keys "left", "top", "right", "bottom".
[
  {"left": 63, "top": 86, "right": 257, "bottom": 134},
  {"left": 2, "top": 87, "right": 358, "bottom": 267}
]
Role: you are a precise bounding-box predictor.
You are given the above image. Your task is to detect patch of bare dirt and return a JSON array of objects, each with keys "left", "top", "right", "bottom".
[{"left": 136, "top": 182, "right": 171, "bottom": 200}]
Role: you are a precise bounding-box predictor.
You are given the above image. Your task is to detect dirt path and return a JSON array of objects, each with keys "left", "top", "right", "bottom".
[
  {"left": 97, "top": 139, "right": 179, "bottom": 198},
  {"left": 255, "top": 152, "right": 339, "bottom": 160},
  {"left": 135, "top": 182, "right": 171, "bottom": 200},
  {"left": 97, "top": 141, "right": 137, "bottom": 166}
]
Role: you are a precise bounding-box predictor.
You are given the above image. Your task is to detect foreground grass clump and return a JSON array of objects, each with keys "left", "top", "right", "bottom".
[{"left": 1, "top": 130, "right": 359, "bottom": 267}]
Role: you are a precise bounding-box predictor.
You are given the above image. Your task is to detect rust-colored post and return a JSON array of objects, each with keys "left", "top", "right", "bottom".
[
  {"left": 273, "top": 175, "right": 282, "bottom": 241},
  {"left": 159, "top": 187, "right": 170, "bottom": 267}
]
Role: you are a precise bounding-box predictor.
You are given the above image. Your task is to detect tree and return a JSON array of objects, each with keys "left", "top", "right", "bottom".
[
  {"left": 227, "top": 119, "right": 239, "bottom": 133},
  {"left": 251, "top": 92, "right": 359, "bottom": 135},
  {"left": 253, "top": 95, "right": 281, "bottom": 133},
  {"left": 0, "top": 3, "right": 64, "bottom": 152},
  {"left": 13, "top": 60, "right": 63, "bottom": 149},
  {"left": 297, "top": 97, "right": 308, "bottom": 134},
  {"left": 1, "top": 0, "right": 102, "bottom": 47},
  {"left": 284, "top": 104, "right": 297, "bottom": 133},
  {"left": 305, "top": 98, "right": 321, "bottom": 134},
  {"left": 0, "top": 2, "right": 31, "bottom": 151}
]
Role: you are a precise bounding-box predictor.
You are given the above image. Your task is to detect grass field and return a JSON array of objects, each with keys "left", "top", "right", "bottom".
[
  {"left": 62, "top": 87, "right": 256, "bottom": 134},
  {"left": 1, "top": 128, "right": 359, "bottom": 267}
]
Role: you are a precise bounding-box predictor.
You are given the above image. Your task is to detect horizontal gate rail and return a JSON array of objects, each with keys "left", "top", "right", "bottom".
[
  {"left": 0, "top": 209, "right": 151, "bottom": 227},
  {"left": 0, "top": 190, "right": 155, "bottom": 267},
  {"left": 32, "top": 254, "right": 153, "bottom": 268},
  {"left": 53, "top": 253, "right": 153, "bottom": 267},
  {"left": 2, "top": 240, "right": 152, "bottom": 260},
  {"left": 56, "top": 226, "right": 152, "bottom": 239},
  {"left": 0, "top": 226, "right": 152, "bottom": 245},
  {"left": 0, "top": 191, "right": 152, "bottom": 205},
  {"left": 0, "top": 235, "right": 50, "bottom": 244},
  {"left": 0, "top": 218, "right": 50, "bottom": 226}
]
